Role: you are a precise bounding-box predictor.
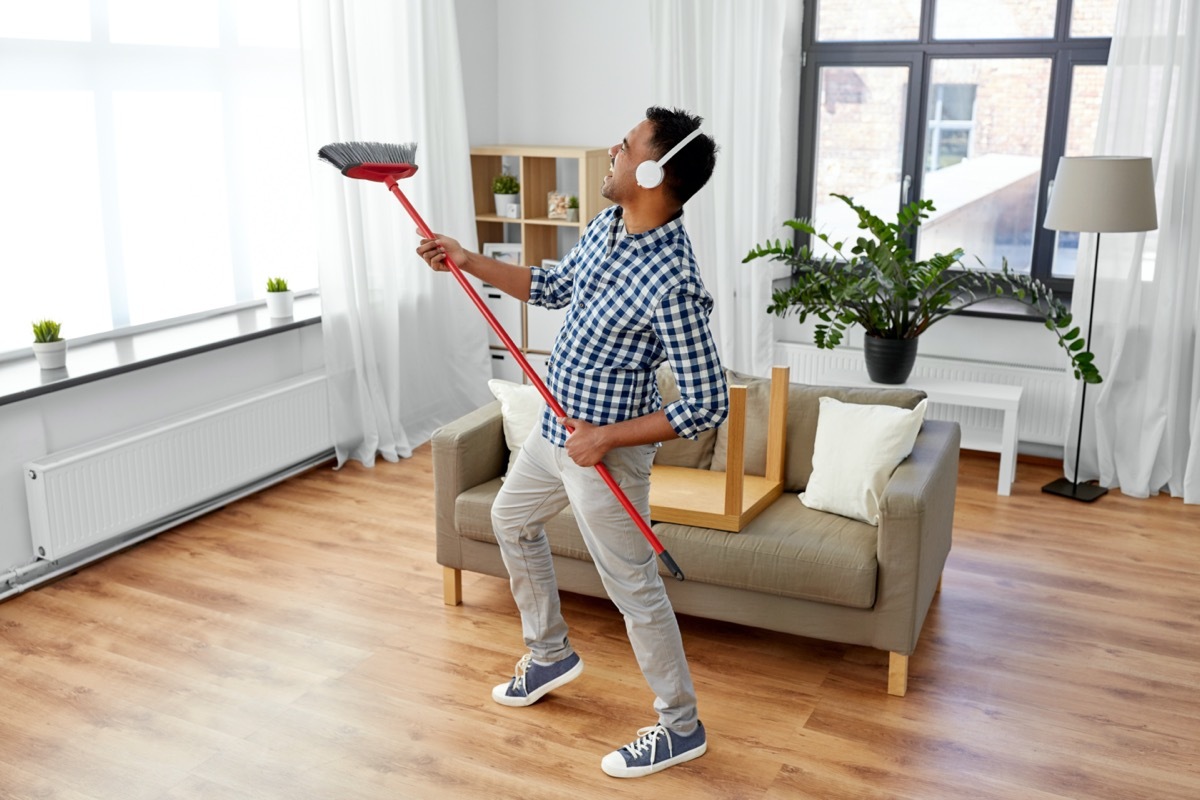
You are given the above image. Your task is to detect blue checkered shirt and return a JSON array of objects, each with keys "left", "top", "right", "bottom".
[{"left": 528, "top": 205, "right": 728, "bottom": 447}]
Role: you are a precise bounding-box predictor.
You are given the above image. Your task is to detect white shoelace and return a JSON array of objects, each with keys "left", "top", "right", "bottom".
[
  {"left": 510, "top": 653, "right": 533, "bottom": 693},
  {"left": 623, "top": 724, "right": 672, "bottom": 763}
]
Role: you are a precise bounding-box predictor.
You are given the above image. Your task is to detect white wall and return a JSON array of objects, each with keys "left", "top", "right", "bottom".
[
  {"left": 493, "top": 0, "right": 655, "bottom": 146},
  {"left": 454, "top": 0, "right": 499, "bottom": 146}
]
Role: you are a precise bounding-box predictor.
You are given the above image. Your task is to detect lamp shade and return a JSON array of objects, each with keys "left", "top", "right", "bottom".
[{"left": 1043, "top": 156, "right": 1158, "bottom": 233}]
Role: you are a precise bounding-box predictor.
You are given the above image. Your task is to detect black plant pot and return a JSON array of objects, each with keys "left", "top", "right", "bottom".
[{"left": 863, "top": 335, "right": 919, "bottom": 384}]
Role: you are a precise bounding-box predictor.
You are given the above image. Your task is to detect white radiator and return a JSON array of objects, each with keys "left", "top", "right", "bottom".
[
  {"left": 24, "top": 373, "right": 332, "bottom": 561},
  {"left": 774, "top": 342, "right": 1074, "bottom": 447}
]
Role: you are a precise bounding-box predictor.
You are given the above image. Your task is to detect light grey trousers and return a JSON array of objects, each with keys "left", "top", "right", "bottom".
[{"left": 491, "top": 428, "right": 699, "bottom": 735}]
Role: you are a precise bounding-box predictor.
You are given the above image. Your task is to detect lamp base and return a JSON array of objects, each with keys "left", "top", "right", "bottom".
[{"left": 1041, "top": 477, "right": 1108, "bottom": 502}]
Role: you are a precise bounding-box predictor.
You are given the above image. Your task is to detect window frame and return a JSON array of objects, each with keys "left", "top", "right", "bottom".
[{"left": 797, "top": 0, "right": 1111, "bottom": 305}]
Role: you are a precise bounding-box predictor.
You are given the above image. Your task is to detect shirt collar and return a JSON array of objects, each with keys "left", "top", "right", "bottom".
[{"left": 610, "top": 206, "right": 686, "bottom": 255}]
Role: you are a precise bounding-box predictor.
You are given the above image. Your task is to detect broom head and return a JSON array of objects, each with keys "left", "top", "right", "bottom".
[{"left": 318, "top": 141, "right": 418, "bottom": 182}]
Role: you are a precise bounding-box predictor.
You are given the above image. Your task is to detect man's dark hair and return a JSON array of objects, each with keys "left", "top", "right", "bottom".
[{"left": 644, "top": 106, "right": 718, "bottom": 207}]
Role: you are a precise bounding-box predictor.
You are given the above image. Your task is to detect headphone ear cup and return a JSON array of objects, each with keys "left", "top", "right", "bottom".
[{"left": 636, "top": 160, "right": 663, "bottom": 189}]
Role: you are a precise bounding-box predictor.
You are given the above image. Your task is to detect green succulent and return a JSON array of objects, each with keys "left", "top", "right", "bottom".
[
  {"left": 567, "top": 195, "right": 579, "bottom": 209},
  {"left": 266, "top": 277, "right": 289, "bottom": 293},
  {"left": 32, "top": 319, "right": 62, "bottom": 343},
  {"left": 744, "top": 193, "right": 1103, "bottom": 384},
  {"left": 492, "top": 172, "right": 520, "bottom": 194}
]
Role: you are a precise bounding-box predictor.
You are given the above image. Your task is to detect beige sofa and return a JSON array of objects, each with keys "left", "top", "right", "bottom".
[{"left": 431, "top": 369, "right": 960, "bottom": 695}]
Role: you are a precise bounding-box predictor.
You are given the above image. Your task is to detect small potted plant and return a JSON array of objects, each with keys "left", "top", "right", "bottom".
[
  {"left": 31, "top": 319, "right": 66, "bottom": 370},
  {"left": 566, "top": 195, "right": 579, "bottom": 222},
  {"left": 266, "top": 277, "right": 293, "bottom": 319},
  {"left": 492, "top": 171, "right": 520, "bottom": 217}
]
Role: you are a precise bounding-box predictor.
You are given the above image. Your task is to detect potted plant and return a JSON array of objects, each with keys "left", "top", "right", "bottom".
[
  {"left": 31, "top": 319, "right": 66, "bottom": 370},
  {"left": 492, "top": 171, "right": 520, "bottom": 217},
  {"left": 265, "top": 276, "right": 293, "bottom": 319},
  {"left": 744, "top": 194, "right": 1102, "bottom": 385},
  {"left": 566, "top": 195, "right": 579, "bottom": 222}
]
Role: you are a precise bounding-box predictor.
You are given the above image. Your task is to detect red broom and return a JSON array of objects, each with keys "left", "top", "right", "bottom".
[{"left": 318, "top": 141, "right": 685, "bottom": 581}]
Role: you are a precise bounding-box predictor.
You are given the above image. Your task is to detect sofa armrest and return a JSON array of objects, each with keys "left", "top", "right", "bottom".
[
  {"left": 872, "top": 419, "right": 961, "bottom": 654},
  {"left": 431, "top": 402, "right": 507, "bottom": 565}
]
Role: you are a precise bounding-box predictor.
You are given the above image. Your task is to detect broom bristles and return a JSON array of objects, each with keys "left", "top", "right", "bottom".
[{"left": 318, "top": 141, "right": 419, "bottom": 171}]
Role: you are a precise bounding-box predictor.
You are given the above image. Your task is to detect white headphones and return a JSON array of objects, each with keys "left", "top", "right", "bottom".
[{"left": 635, "top": 128, "right": 703, "bottom": 189}]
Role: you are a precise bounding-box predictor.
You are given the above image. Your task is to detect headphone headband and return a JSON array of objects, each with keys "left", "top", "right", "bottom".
[{"left": 657, "top": 128, "right": 703, "bottom": 169}]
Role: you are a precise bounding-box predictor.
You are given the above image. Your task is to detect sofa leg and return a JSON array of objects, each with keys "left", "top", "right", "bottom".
[
  {"left": 443, "top": 566, "right": 462, "bottom": 606},
  {"left": 888, "top": 652, "right": 909, "bottom": 696}
]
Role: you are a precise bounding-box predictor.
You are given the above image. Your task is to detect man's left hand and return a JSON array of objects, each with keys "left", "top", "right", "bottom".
[{"left": 560, "top": 417, "right": 610, "bottom": 467}]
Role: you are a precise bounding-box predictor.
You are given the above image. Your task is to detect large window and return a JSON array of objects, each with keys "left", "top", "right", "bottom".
[
  {"left": 799, "top": 0, "right": 1116, "bottom": 299},
  {"left": 0, "top": 0, "right": 317, "bottom": 356}
]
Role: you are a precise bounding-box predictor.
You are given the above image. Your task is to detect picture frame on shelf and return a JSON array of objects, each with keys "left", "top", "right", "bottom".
[
  {"left": 547, "top": 192, "right": 568, "bottom": 220},
  {"left": 482, "top": 243, "right": 523, "bottom": 266}
]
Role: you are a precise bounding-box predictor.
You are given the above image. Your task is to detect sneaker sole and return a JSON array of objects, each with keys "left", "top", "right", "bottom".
[
  {"left": 491, "top": 657, "right": 584, "bottom": 707},
  {"left": 601, "top": 740, "right": 707, "bottom": 778}
]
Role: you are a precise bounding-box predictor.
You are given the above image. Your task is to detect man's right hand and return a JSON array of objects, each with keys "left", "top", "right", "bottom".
[{"left": 416, "top": 232, "right": 469, "bottom": 273}]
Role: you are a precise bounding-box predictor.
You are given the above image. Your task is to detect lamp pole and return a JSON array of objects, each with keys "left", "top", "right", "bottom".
[{"left": 1043, "top": 231, "right": 1107, "bottom": 501}]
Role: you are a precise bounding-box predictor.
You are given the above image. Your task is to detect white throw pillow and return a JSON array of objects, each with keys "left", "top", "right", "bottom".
[
  {"left": 487, "top": 379, "right": 544, "bottom": 476},
  {"left": 799, "top": 396, "right": 928, "bottom": 525}
]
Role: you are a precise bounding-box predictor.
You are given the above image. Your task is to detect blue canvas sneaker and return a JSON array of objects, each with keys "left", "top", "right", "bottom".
[
  {"left": 491, "top": 652, "right": 584, "bottom": 707},
  {"left": 601, "top": 721, "right": 707, "bottom": 778}
]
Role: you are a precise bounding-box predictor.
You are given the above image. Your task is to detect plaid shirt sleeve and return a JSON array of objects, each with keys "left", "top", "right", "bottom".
[
  {"left": 653, "top": 283, "right": 728, "bottom": 440},
  {"left": 528, "top": 227, "right": 590, "bottom": 309},
  {"left": 527, "top": 261, "right": 573, "bottom": 309}
]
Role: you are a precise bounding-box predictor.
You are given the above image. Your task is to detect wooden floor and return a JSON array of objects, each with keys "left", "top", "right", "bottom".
[{"left": 2, "top": 448, "right": 1198, "bottom": 799}]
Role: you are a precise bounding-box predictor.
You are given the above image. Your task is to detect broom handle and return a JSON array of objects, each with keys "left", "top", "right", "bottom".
[{"left": 385, "top": 178, "right": 684, "bottom": 581}]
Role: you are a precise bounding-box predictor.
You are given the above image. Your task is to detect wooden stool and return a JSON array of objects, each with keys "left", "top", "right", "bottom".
[{"left": 649, "top": 366, "right": 789, "bottom": 532}]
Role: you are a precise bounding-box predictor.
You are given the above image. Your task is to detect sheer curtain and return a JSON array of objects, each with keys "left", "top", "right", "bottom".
[
  {"left": 649, "top": 0, "right": 803, "bottom": 377},
  {"left": 300, "top": 0, "right": 492, "bottom": 467},
  {"left": 1070, "top": 0, "right": 1200, "bottom": 502}
]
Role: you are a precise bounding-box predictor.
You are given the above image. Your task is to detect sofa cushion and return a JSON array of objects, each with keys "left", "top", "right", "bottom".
[
  {"left": 711, "top": 369, "right": 926, "bottom": 492},
  {"left": 653, "top": 498, "right": 878, "bottom": 608},
  {"left": 455, "top": 480, "right": 878, "bottom": 609},
  {"left": 652, "top": 362, "right": 717, "bottom": 470},
  {"left": 456, "top": 478, "right": 594, "bottom": 562},
  {"left": 801, "top": 396, "right": 928, "bottom": 524},
  {"left": 487, "top": 379, "right": 543, "bottom": 476}
]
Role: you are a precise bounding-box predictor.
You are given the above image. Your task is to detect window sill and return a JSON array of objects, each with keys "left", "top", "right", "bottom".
[
  {"left": 0, "top": 295, "right": 322, "bottom": 408},
  {"left": 952, "top": 295, "right": 1066, "bottom": 323}
]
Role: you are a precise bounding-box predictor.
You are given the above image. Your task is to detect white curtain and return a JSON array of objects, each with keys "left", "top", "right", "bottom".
[
  {"left": 1069, "top": 0, "right": 1200, "bottom": 502},
  {"left": 649, "top": 0, "right": 803, "bottom": 377},
  {"left": 299, "top": 0, "right": 492, "bottom": 467}
]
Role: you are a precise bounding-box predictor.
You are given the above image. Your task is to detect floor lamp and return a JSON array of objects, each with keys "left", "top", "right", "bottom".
[{"left": 1041, "top": 156, "right": 1158, "bottom": 502}]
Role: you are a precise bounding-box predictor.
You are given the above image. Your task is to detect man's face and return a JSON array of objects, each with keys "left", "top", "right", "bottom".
[{"left": 602, "top": 119, "right": 655, "bottom": 203}]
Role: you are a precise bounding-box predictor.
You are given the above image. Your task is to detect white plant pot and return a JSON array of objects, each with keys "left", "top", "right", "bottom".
[
  {"left": 266, "top": 290, "right": 294, "bottom": 319},
  {"left": 32, "top": 340, "right": 67, "bottom": 370},
  {"left": 566, "top": 208, "right": 579, "bottom": 222},
  {"left": 493, "top": 193, "right": 520, "bottom": 217}
]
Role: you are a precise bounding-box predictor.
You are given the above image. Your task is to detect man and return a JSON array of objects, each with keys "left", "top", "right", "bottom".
[{"left": 416, "top": 106, "right": 724, "bottom": 778}]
